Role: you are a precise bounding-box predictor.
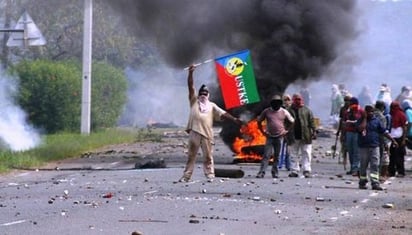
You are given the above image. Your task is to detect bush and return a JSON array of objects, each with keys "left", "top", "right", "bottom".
[
  {"left": 12, "top": 60, "right": 81, "bottom": 133},
  {"left": 11, "top": 59, "right": 127, "bottom": 133},
  {"left": 90, "top": 61, "right": 127, "bottom": 130}
]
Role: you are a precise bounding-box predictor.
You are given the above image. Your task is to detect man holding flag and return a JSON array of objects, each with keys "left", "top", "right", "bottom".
[{"left": 178, "top": 65, "right": 243, "bottom": 183}]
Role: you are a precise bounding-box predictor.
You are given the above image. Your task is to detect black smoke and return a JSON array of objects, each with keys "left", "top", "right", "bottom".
[{"left": 106, "top": 0, "right": 360, "bottom": 150}]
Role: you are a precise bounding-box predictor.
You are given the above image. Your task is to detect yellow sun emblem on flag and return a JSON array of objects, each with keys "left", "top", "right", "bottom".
[{"left": 225, "top": 57, "right": 246, "bottom": 76}]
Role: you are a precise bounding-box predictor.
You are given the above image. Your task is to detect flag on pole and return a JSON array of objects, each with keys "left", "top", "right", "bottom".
[{"left": 215, "top": 49, "right": 260, "bottom": 109}]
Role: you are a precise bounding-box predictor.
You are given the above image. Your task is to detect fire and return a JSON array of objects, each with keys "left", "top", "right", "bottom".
[{"left": 232, "top": 119, "right": 266, "bottom": 162}]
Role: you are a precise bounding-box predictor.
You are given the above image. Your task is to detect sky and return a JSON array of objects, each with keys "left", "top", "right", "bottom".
[{"left": 285, "top": 0, "right": 412, "bottom": 122}]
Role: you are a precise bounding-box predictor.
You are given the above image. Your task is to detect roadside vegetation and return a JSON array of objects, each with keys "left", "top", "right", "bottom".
[
  {"left": 0, "top": 128, "right": 163, "bottom": 173},
  {"left": 0, "top": 1, "right": 161, "bottom": 174}
]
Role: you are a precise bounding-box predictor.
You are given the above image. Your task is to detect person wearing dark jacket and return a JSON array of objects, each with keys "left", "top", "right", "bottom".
[
  {"left": 286, "top": 93, "right": 316, "bottom": 178},
  {"left": 357, "top": 105, "right": 398, "bottom": 190}
]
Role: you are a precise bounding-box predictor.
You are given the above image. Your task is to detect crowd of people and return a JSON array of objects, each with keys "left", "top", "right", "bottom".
[
  {"left": 178, "top": 64, "right": 411, "bottom": 191},
  {"left": 332, "top": 83, "right": 412, "bottom": 190}
]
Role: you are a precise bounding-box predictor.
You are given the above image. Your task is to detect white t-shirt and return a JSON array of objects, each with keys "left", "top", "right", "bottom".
[{"left": 186, "top": 96, "right": 226, "bottom": 142}]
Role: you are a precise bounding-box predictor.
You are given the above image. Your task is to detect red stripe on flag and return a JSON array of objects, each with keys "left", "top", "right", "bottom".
[{"left": 215, "top": 63, "right": 241, "bottom": 109}]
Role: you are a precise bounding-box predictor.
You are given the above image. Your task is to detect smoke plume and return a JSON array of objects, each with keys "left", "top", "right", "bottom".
[
  {"left": 107, "top": 0, "right": 360, "bottom": 149},
  {"left": 0, "top": 71, "right": 41, "bottom": 151}
]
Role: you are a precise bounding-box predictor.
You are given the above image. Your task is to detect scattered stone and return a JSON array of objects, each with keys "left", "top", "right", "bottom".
[
  {"left": 382, "top": 203, "right": 394, "bottom": 209},
  {"left": 189, "top": 219, "right": 200, "bottom": 224},
  {"left": 340, "top": 211, "right": 349, "bottom": 216},
  {"left": 316, "top": 197, "right": 325, "bottom": 201}
]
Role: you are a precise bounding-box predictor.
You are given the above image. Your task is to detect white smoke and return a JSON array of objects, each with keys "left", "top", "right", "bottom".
[
  {"left": 119, "top": 65, "right": 191, "bottom": 127},
  {"left": 0, "top": 71, "right": 41, "bottom": 151}
]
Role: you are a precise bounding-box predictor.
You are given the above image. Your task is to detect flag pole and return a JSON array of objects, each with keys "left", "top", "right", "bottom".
[{"left": 183, "top": 59, "right": 213, "bottom": 70}]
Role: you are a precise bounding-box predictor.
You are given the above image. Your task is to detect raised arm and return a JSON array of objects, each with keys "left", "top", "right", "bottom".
[{"left": 187, "top": 65, "right": 195, "bottom": 100}]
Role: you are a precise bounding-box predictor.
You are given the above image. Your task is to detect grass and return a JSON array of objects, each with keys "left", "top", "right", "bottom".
[{"left": 0, "top": 127, "right": 164, "bottom": 173}]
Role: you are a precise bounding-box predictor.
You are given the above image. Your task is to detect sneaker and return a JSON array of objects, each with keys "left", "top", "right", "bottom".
[
  {"left": 372, "top": 184, "right": 383, "bottom": 191},
  {"left": 352, "top": 171, "right": 359, "bottom": 177},
  {"left": 359, "top": 184, "right": 367, "bottom": 190},
  {"left": 256, "top": 172, "right": 265, "bottom": 178},
  {"left": 178, "top": 177, "right": 190, "bottom": 183},
  {"left": 288, "top": 172, "right": 299, "bottom": 177},
  {"left": 303, "top": 171, "right": 312, "bottom": 178}
]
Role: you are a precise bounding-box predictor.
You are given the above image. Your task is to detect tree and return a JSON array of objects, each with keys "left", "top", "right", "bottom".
[
  {"left": 0, "top": 0, "right": 155, "bottom": 69},
  {"left": 89, "top": 61, "right": 127, "bottom": 130},
  {"left": 12, "top": 60, "right": 81, "bottom": 133},
  {"left": 11, "top": 59, "right": 127, "bottom": 133}
]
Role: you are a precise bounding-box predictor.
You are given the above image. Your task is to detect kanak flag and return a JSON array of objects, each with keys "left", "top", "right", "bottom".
[{"left": 215, "top": 50, "right": 260, "bottom": 109}]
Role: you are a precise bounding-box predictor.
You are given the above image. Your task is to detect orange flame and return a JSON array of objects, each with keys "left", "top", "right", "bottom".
[{"left": 232, "top": 119, "right": 266, "bottom": 161}]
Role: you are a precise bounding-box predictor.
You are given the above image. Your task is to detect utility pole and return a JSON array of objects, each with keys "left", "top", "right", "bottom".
[
  {"left": 1, "top": 0, "right": 12, "bottom": 69},
  {"left": 81, "top": 0, "right": 93, "bottom": 134}
]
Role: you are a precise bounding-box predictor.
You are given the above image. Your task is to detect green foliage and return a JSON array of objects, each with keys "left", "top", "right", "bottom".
[
  {"left": 90, "top": 61, "right": 127, "bottom": 130},
  {"left": 0, "top": 128, "right": 159, "bottom": 173},
  {"left": 11, "top": 59, "right": 128, "bottom": 133},
  {"left": 12, "top": 59, "right": 81, "bottom": 133},
  {"left": 0, "top": 0, "right": 156, "bottom": 69}
]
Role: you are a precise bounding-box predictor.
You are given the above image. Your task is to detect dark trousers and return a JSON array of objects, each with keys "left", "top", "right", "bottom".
[
  {"left": 258, "top": 136, "right": 281, "bottom": 175},
  {"left": 389, "top": 137, "right": 406, "bottom": 176}
]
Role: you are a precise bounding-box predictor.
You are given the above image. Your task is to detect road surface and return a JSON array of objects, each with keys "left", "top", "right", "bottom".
[{"left": 1, "top": 128, "right": 411, "bottom": 235}]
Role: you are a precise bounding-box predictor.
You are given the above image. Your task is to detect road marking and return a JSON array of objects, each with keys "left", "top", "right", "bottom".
[{"left": 0, "top": 220, "right": 26, "bottom": 226}]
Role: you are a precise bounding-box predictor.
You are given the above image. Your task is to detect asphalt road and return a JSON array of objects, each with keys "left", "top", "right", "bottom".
[{"left": 1, "top": 129, "right": 411, "bottom": 235}]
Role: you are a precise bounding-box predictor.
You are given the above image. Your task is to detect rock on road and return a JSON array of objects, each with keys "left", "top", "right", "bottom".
[{"left": 1, "top": 128, "right": 411, "bottom": 235}]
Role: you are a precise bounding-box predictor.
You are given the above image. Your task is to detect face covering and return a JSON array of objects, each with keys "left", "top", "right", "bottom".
[
  {"left": 349, "top": 104, "right": 359, "bottom": 111},
  {"left": 198, "top": 93, "right": 211, "bottom": 113},
  {"left": 292, "top": 96, "right": 304, "bottom": 107},
  {"left": 270, "top": 100, "right": 282, "bottom": 111}
]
